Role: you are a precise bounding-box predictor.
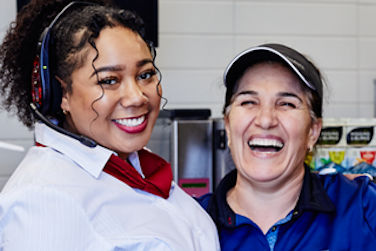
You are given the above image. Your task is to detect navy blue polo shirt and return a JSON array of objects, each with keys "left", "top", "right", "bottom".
[{"left": 198, "top": 166, "right": 376, "bottom": 251}]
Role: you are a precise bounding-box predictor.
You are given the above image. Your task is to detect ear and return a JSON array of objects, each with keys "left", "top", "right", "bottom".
[
  {"left": 55, "top": 76, "right": 70, "bottom": 113},
  {"left": 308, "top": 118, "right": 322, "bottom": 150}
]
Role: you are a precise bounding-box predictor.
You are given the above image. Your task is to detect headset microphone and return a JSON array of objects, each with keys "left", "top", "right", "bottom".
[
  {"left": 30, "top": 2, "right": 97, "bottom": 148},
  {"left": 30, "top": 103, "right": 97, "bottom": 148}
]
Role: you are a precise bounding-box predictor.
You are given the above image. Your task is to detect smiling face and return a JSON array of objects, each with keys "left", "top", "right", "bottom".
[
  {"left": 224, "top": 62, "right": 321, "bottom": 186},
  {"left": 60, "top": 26, "right": 161, "bottom": 159}
]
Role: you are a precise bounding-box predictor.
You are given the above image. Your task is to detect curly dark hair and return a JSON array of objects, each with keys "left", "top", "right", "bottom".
[{"left": 0, "top": 0, "right": 150, "bottom": 128}]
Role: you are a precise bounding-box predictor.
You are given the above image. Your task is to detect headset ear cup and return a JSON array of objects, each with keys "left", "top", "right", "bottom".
[
  {"left": 31, "top": 55, "right": 43, "bottom": 109},
  {"left": 31, "top": 50, "right": 51, "bottom": 116},
  {"left": 31, "top": 54, "right": 61, "bottom": 116}
]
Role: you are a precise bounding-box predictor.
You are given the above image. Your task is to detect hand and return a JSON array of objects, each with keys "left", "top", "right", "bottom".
[{"left": 343, "top": 173, "right": 374, "bottom": 181}]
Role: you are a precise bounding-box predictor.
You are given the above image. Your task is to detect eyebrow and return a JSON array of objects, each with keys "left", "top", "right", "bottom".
[
  {"left": 234, "top": 90, "right": 257, "bottom": 97},
  {"left": 234, "top": 90, "right": 303, "bottom": 102},
  {"left": 90, "top": 59, "right": 154, "bottom": 78}
]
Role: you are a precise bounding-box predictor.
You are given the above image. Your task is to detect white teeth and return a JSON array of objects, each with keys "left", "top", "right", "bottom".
[
  {"left": 116, "top": 116, "right": 145, "bottom": 127},
  {"left": 248, "top": 138, "right": 284, "bottom": 148}
]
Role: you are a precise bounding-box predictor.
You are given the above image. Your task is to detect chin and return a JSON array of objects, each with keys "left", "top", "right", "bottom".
[{"left": 241, "top": 166, "right": 283, "bottom": 182}]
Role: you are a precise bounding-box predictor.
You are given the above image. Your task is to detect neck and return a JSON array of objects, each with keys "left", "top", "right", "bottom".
[{"left": 227, "top": 167, "right": 304, "bottom": 234}]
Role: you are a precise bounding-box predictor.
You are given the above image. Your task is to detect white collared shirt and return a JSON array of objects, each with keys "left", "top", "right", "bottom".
[{"left": 0, "top": 123, "right": 220, "bottom": 251}]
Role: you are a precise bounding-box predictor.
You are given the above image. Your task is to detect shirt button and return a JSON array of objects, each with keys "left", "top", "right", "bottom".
[
  {"left": 293, "top": 211, "right": 298, "bottom": 216},
  {"left": 271, "top": 226, "right": 277, "bottom": 232}
]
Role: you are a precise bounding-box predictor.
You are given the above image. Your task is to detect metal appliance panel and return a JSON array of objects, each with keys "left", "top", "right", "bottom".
[{"left": 172, "top": 120, "right": 213, "bottom": 193}]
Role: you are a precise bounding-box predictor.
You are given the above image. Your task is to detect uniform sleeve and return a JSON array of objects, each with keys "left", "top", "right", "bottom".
[
  {"left": 0, "top": 186, "right": 109, "bottom": 251},
  {"left": 362, "top": 180, "right": 376, "bottom": 235}
]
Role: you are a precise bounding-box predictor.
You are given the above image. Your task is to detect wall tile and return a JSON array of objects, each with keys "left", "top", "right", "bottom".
[
  {"left": 235, "top": 0, "right": 356, "bottom": 2},
  {"left": 359, "top": 70, "right": 376, "bottom": 103},
  {"left": 235, "top": 2, "right": 357, "bottom": 36},
  {"left": 358, "top": 103, "right": 374, "bottom": 117},
  {"left": 358, "top": 38, "right": 376, "bottom": 70},
  {"left": 359, "top": 0, "right": 376, "bottom": 4},
  {"left": 0, "top": 1, "right": 16, "bottom": 32},
  {"left": 160, "top": 0, "right": 233, "bottom": 2},
  {"left": 160, "top": 1, "right": 233, "bottom": 33},
  {"left": 234, "top": 36, "right": 358, "bottom": 70},
  {"left": 325, "top": 70, "right": 358, "bottom": 103},
  {"left": 359, "top": 103, "right": 376, "bottom": 118},
  {"left": 157, "top": 34, "right": 234, "bottom": 68},
  {"left": 358, "top": 5, "right": 376, "bottom": 36},
  {"left": 323, "top": 102, "right": 359, "bottom": 118},
  {"left": 161, "top": 69, "right": 225, "bottom": 104}
]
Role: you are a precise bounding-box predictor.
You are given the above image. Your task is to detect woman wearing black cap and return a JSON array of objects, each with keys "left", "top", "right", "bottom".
[{"left": 198, "top": 43, "right": 376, "bottom": 250}]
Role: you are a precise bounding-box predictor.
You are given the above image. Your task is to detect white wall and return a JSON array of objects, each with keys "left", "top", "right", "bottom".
[
  {"left": 1, "top": 0, "right": 376, "bottom": 185},
  {"left": 157, "top": 0, "right": 376, "bottom": 119}
]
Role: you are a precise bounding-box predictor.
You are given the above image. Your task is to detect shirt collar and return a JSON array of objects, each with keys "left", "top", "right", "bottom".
[
  {"left": 128, "top": 151, "right": 145, "bottom": 178},
  {"left": 207, "top": 169, "right": 237, "bottom": 228},
  {"left": 35, "top": 122, "right": 114, "bottom": 178},
  {"left": 295, "top": 165, "right": 336, "bottom": 214},
  {"left": 207, "top": 165, "right": 336, "bottom": 228}
]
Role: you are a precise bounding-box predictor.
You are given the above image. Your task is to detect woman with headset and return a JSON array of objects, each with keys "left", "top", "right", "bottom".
[{"left": 0, "top": 0, "right": 219, "bottom": 250}]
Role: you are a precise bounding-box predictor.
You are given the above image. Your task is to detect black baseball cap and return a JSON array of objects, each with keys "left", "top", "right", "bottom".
[{"left": 223, "top": 43, "right": 323, "bottom": 115}]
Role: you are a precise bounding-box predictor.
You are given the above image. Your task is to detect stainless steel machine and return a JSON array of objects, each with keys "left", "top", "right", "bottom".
[{"left": 147, "top": 109, "right": 234, "bottom": 197}]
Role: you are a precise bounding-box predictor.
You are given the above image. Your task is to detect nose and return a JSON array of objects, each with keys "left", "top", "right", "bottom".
[
  {"left": 254, "top": 104, "right": 278, "bottom": 129},
  {"left": 119, "top": 79, "right": 148, "bottom": 108}
]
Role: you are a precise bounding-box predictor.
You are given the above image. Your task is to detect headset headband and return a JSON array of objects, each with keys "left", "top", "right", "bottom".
[
  {"left": 32, "top": 1, "right": 95, "bottom": 115},
  {"left": 30, "top": 1, "right": 98, "bottom": 148}
]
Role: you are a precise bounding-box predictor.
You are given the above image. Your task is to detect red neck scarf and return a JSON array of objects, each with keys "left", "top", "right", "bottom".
[
  {"left": 103, "top": 149, "right": 173, "bottom": 199},
  {"left": 36, "top": 142, "right": 172, "bottom": 199}
]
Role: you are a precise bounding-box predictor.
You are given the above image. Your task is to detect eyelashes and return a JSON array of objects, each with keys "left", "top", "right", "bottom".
[
  {"left": 137, "top": 69, "right": 157, "bottom": 80},
  {"left": 236, "top": 98, "right": 300, "bottom": 110},
  {"left": 97, "top": 69, "right": 158, "bottom": 86},
  {"left": 278, "top": 102, "right": 297, "bottom": 109},
  {"left": 98, "top": 77, "right": 118, "bottom": 85}
]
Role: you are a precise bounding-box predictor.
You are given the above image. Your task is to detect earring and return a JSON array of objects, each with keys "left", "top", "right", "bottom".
[
  {"left": 308, "top": 146, "right": 313, "bottom": 152},
  {"left": 63, "top": 110, "right": 68, "bottom": 115}
]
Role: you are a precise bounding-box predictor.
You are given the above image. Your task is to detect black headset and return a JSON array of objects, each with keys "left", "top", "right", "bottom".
[{"left": 30, "top": 1, "right": 97, "bottom": 147}]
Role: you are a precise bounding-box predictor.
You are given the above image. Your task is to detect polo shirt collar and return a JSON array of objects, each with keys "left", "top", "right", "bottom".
[
  {"left": 208, "top": 165, "right": 336, "bottom": 228},
  {"left": 295, "top": 165, "right": 336, "bottom": 214},
  {"left": 207, "top": 168, "right": 237, "bottom": 228}
]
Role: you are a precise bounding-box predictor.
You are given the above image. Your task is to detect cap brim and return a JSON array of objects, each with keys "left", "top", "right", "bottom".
[{"left": 223, "top": 46, "right": 316, "bottom": 92}]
